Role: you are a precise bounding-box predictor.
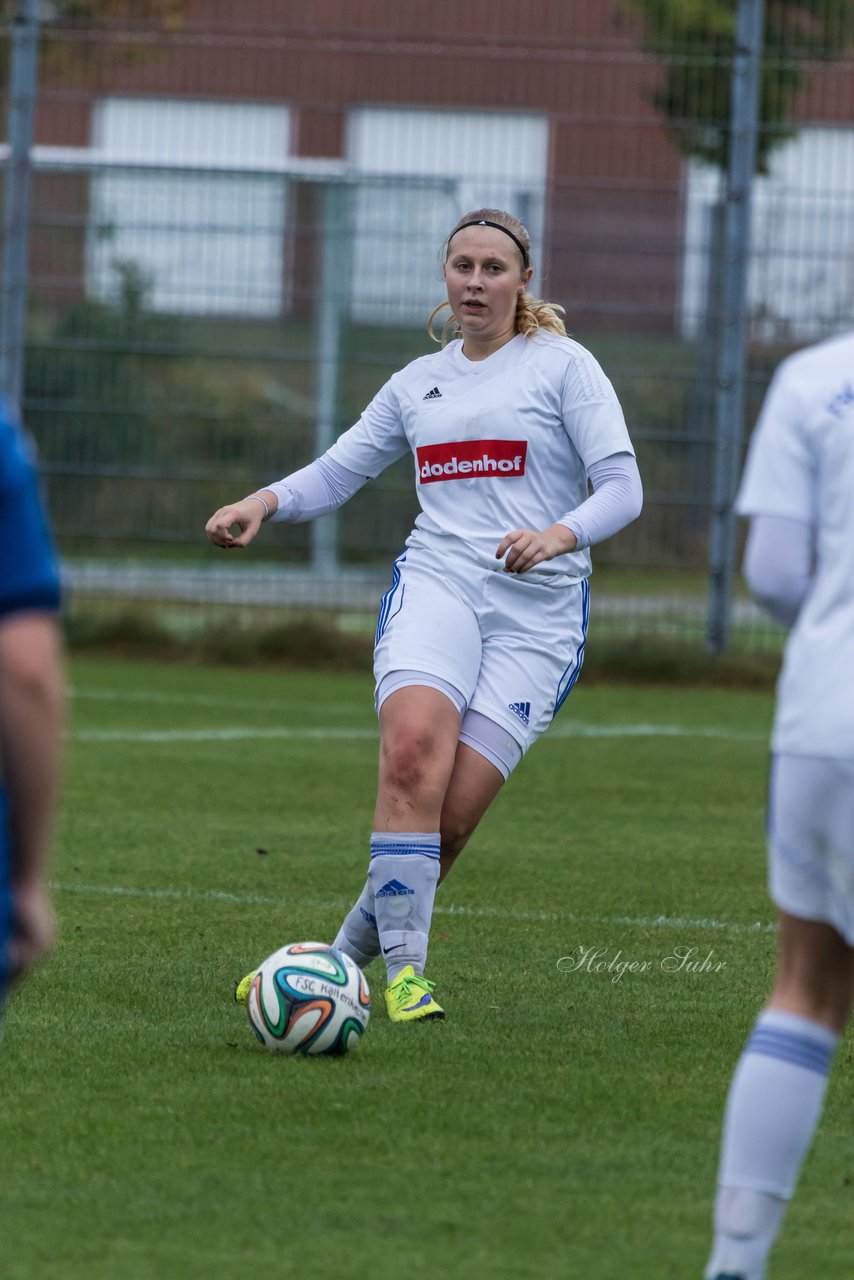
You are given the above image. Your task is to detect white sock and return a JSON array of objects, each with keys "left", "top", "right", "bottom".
[
  {"left": 332, "top": 877, "right": 380, "bottom": 968},
  {"left": 367, "top": 832, "right": 440, "bottom": 982},
  {"left": 705, "top": 1008, "right": 838, "bottom": 1280}
]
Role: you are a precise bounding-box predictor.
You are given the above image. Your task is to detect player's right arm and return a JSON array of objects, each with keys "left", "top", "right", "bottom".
[
  {"left": 206, "top": 378, "right": 409, "bottom": 549},
  {"left": 205, "top": 492, "right": 274, "bottom": 548},
  {"left": 204, "top": 458, "right": 371, "bottom": 549}
]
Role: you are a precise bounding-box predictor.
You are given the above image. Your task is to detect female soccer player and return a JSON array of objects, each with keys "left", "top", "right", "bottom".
[
  {"left": 704, "top": 330, "right": 854, "bottom": 1280},
  {"left": 205, "top": 209, "right": 642, "bottom": 1023}
]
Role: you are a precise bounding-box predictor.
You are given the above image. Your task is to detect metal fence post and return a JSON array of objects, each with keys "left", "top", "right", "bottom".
[
  {"left": 706, "top": 0, "right": 765, "bottom": 653},
  {"left": 310, "top": 179, "right": 351, "bottom": 575},
  {"left": 0, "top": 0, "right": 41, "bottom": 419}
]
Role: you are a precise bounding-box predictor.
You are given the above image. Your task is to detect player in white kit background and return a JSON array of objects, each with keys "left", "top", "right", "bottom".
[
  {"left": 206, "top": 209, "right": 642, "bottom": 1023},
  {"left": 704, "top": 330, "right": 854, "bottom": 1280}
]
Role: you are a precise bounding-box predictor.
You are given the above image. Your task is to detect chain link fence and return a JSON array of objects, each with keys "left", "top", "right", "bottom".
[{"left": 2, "top": 2, "right": 853, "bottom": 654}]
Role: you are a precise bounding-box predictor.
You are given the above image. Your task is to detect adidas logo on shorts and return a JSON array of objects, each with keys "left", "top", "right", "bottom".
[
  {"left": 423, "top": 386, "right": 442, "bottom": 400},
  {"left": 508, "top": 701, "right": 531, "bottom": 726}
]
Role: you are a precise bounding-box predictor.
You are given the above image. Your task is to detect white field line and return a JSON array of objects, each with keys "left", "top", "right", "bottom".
[
  {"left": 71, "top": 727, "right": 377, "bottom": 742},
  {"left": 69, "top": 722, "right": 767, "bottom": 744},
  {"left": 70, "top": 686, "right": 365, "bottom": 714},
  {"left": 69, "top": 687, "right": 768, "bottom": 744},
  {"left": 50, "top": 879, "right": 775, "bottom": 935}
]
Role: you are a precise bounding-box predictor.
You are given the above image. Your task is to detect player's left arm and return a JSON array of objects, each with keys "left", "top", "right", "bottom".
[
  {"left": 0, "top": 415, "right": 64, "bottom": 987},
  {"left": 497, "top": 451, "right": 642, "bottom": 574},
  {"left": 0, "top": 611, "right": 65, "bottom": 985}
]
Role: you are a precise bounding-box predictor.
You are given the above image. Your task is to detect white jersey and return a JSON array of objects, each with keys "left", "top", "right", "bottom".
[
  {"left": 326, "top": 331, "right": 634, "bottom": 582},
  {"left": 736, "top": 330, "right": 854, "bottom": 759}
]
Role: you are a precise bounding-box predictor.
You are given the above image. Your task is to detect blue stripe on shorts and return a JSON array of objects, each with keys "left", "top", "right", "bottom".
[
  {"left": 554, "top": 577, "right": 590, "bottom": 717},
  {"left": 375, "top": 551, "right": 407, "bottom": 645}
]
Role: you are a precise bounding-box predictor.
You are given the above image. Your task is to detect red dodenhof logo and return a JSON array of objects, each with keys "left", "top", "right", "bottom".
[{"left": 417, "top": 439, "right": 527, "bottom": 483}]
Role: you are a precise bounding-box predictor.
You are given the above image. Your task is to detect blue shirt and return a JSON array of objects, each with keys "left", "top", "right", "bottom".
[{"left": 0, "top": 404, "right": 61, "bottom": 620}]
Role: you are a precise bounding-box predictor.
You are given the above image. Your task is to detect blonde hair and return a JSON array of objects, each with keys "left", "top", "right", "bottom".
[{"left": 428, "top": 207, "right": 566, "bottom": 347}]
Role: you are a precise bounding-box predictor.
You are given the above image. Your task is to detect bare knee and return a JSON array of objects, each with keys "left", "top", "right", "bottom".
[
  {"left": 380, "top": 728, "right": 449, "bottom": 808},
  {"left": 383, "top": 742, "right": 427, "bottom": 796}
]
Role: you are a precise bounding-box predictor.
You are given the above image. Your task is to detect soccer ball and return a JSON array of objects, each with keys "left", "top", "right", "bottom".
[{"left": 246, "top": 941, "right": 370, "bottom": 1056}]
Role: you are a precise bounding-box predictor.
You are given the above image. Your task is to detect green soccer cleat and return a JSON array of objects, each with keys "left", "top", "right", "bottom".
[
  {"left": 384, "top": 965, "right": 445, "bottom": 1023},
  {"left": 234, "top": 969, "right": 257, "bottom": 1004}
]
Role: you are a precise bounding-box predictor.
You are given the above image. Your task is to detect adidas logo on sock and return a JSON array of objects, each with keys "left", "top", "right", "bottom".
[
  {"left": 375, "top": 878, "right": 415, "bottom": 897},
  {"left": 508, "top": 701, "right": 531, "bottom": 726},
  {"left": 359, "top": 906, "right": 378, "bottom": 928},
  {"left": 422, "top": 386, "right": 442, "bottom": 400}
]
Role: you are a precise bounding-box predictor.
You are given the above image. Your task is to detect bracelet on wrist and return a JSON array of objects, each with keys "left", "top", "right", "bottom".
[{"left": 247, "top": 493, "right": 270, "bottom": 521}]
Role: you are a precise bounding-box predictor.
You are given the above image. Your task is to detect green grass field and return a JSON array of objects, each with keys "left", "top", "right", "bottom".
[{"left": 1, "top": 658, "right": 851, "bottom": 1279}]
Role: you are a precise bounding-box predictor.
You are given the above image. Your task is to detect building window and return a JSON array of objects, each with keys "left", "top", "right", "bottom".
[
  {"left": 681, "top": 126, "right": 854, "bottom": 342},
  {"left": 87, "top": 98, "right": 292, "bottom": 317},
  {"left": 346, "top": 107, "right": 549, "bottom": 325}
]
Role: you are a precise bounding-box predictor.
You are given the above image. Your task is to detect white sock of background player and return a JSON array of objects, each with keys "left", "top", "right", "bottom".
[{"left": 704, "top": 1007, "right": 838, "bottom": 1280}]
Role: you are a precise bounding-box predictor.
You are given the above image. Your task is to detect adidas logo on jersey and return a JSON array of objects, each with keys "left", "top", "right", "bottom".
[
  {"left": 423, "top": 386, "right": 442, "bottom": 400},
  {"left": 375, "top": 878, "right": 415, "bottom": 897},
  {"left": 508, "top": 701, "right": 531, "bottom": 726}
]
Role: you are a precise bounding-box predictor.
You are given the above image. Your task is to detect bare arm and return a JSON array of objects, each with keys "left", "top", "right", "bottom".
[
  {"left": 205, "top": 458, "right": 368, "bottom": 549},
  {"left": 0, "top": 612, "right": 65, "bottom": 984}
]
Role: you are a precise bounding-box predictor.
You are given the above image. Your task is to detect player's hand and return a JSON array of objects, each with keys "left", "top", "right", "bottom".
[
  {"left": 496, "top": 523, "right": 577, "bottom": 574},
  {"left": 7, "top": 880, "right": 55, "bottom": 988},
  {"left": 205, "top": 498, "right": 266, "bottom": 549}
]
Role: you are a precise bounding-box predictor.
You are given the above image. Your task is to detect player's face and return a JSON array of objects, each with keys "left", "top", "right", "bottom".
[{"left": 444, "top": 226, "right": 533, "bottom": 357}]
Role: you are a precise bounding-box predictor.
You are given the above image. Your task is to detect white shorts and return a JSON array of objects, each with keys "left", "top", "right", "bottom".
[
  {"left": 373, "top": 544, "right": 590, "bottom": 760},
  {"left": 768, "top": 753, "right": 854, "bottom": 945}
]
